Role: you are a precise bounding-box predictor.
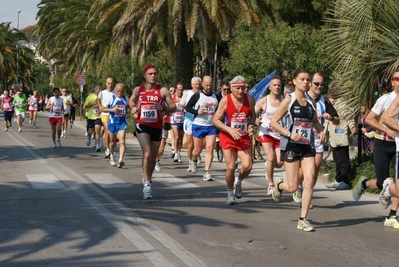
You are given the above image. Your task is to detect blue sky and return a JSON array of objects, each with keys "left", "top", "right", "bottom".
[{"left": 0, "top": 0, "right": 40, "bottom": 29}]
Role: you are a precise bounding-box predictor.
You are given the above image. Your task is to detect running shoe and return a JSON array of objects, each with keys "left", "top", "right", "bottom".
[
  {"left": 384, "top": 216, "right": 399, "bottom": 228},
  {"left": 379, "top": 178, "right": 394, "bottom": 209},
  {"left": 99, "top": 138, "right": 104, "bottom": 147},
  {"left": 117, "top": 159, "right": 124, "bottom": 168},
  {"left": 92, "top": 140, "right": 97, "bottom": 148},
  {"left": 234, "top": 181, "right": 242, "bottom": 199},
  {"left": 170, "top": 149, "right": 175, "bottom": 158},
  {"left": 61, "top": 131, "right": 64, "bottom": 138},
  {"left": 86, "top": 136, "right": 91, "bottom": 146},
  {"left": 177, "top": 153, "right": 181, "bottom": 163},
  {"left": 4, "top": 128, "right": 8, "bottom": 132},
  {"left": 143, "top": 184, "right": 153, "bottom": 199},
  {"left": 155, "top": 161, "right": 161, "bottom": 172},
  {"left": 297, "top": 218, "right": 315, "bottom": 232},
  {"left": 104, "top": 149, "right": 111, "bottom": 159},
  {"left": 267, "top": 183, "right": 275, "bottom": 196},
  {"left": 95, "top": 145, "right": 101, "bottom": 152},
  {"left": 142, "top": 177, "right": 152, "bottom": 185},
  {"left": 52, "top": 143, "right": 56, "bottom": 149},
  {"left": 56, "top": 140, "right": 61, "bottom": 148},
  {"left": 326, "top": 180, "right": 339, "bottom": 188},
  {"left": 17, "top": 127, "right": 21, "bottom": 132},
  {"left": 353, "top": 176, "right": 367, "bottom": 201},
  {"left": 110, "top": 157, "right": 116, "bottom": 166},
  {"left": 187, "top": 160, "right": 193, "bottom": 172},
  {"left": 335, "top": 181, "right": 350, "bottom": 190},
  {"left": 272, "top": 177, "right": 283, "bottom": 202},
  {"left": 192, "top": 161, "right": 197, "bottom": 173},
  {"left": 33, "top": 124, "right": 36, "bottom": 129},
  {"left": 173, "top": 154, "right": 179, "bottom": 162},
  {"left": 203, "top": 171, "right": 213, "bottom": 181},
  {"left": 293, "top": 187, "right": 303, "bottom": 204},
  {"left": 69, "top": 124, "right": 72, "bottom": 129},
  {"left": 13, "top": 118, "right": 17, "bottom": 122},
  {"left": 29, "top": 120, "right": 32, "bottom": 124},
  {"left": 226, "top": 193, "right": 235, "bottom": 205}
]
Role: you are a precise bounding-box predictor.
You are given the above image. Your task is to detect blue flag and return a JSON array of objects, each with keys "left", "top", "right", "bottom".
[{"left": 248, "top": 70, "right": 277, "bottom": 102}]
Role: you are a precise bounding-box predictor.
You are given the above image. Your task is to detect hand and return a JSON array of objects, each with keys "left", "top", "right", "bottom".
[
  {"left": 322, "top": 113, "right": 332, "bottom": 121},
  {"left": 255, "top": 117, "right": 262, "bottom": 126},
  {"left": 386, "top": 128, "right": 396, "bottom": 140},
  {"left": 131, "top": 107, "right": 138, "bottom": 114},
  {"left": 154, "top": 103, "right": 163, "bottom": 111},
  {"left": 289, "top": 132, "right": 302, "bottom": 142},
  {"left": 318, "top": 131, "right": 327, "bottom": 144},
  {"left": 228, "top": 128, "right": 241, "bottom": 140},
  {"left": 361, "top": 127, "right": 367, "bottom": 133},
  {"left": 197, "top": 107, "right": 204, "bottom": 115}
]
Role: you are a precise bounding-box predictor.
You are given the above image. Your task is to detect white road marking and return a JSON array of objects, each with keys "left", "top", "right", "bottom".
[
  {"left": 151, "top": 173, "right": 199, "bottom": 188},
  {"left": 10, "top": 133, "right": 208, "bottom": 267},
  {"left": 85, "top": 174, "right": 133, "bottom": 188},
  {"left": 26, "top": 174, "right": 66, "bottom": 189}
]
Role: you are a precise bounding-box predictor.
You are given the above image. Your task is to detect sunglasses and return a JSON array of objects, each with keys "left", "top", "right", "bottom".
[
  {"left": 392, "top": 77, "right": 399, "bottom": 82},
  {"left": 312, "top": 82, "right": 324, "bottom": 87}
]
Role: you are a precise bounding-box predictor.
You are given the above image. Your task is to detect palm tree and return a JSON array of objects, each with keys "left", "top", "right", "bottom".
[
  {"left": 91, "top": 0, "right": 271, "bottom": 86},
  {"left": 324, "top": 0, "right": 399, "bottom": 112},
  {"left": 0, "top": 22, "right": 35, "bottom": 90}
]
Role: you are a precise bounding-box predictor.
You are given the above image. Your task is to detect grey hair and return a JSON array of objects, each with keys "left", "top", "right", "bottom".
[
  {"left": 229, "top": 75, "right": 246, "bottom": 84},
  {"left": 284, "top": 85, "right": 294, "bottom": 94},
  {"left": 93, "top": 85, "right": 100, "bottom": 91},
  {"left": 191, "top": 77, "right": 202, "bottom": 84}
]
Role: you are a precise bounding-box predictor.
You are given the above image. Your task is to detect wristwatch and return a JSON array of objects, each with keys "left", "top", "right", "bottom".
[{"left": 287, "top": 132, "right": 291, "bottom": 138}]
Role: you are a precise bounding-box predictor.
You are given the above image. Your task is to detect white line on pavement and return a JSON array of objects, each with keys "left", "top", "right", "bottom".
[
  {"left": 151, "top": 173, "right": 199, "bottom": 188},
  {"left": 26, "top": 174, "right": 66, "bottom": 189},
  {"left": 85, "top": 174, "right": 133, "bottom": 188}
]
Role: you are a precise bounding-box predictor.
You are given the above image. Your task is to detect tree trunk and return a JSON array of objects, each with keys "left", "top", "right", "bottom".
[{"left": 174, "top": 23, "right": 194, "bottom": 89}]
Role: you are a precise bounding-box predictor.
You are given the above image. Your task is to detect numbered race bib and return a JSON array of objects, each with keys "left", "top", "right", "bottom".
[
  {"left": 16, "top": 101, "right": 23, "bottom": 108},
  {"left": 231, "top": 117, "right": 248, "bottom": 136},
  {"left": 202, "top": 104, "right": 215, "bottom": 115},
  {"left": 174, "top": 111, "right": 184, "bottom": 123},
  {"left": 52, "top": 105, "right": 62, "bottom": 118},
  {"left": 140, "top": 104, "right": 158, "bottom": 123},
  {"left": 93, "top": 107, "right": 100, "bottom": 116},
  {"left": 291, "top": 121, "right": 312, "bottom": 144},
  {"left": 3, "top": 102, "right": 9, "bottom": 109},
  {"left": 115, "top": 105, "right": 126, "bottom": 117}
]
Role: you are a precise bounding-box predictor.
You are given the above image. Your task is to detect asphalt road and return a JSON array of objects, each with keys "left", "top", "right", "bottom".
[{"left": 0, "top": 112, "right": 397, "bottom": 267}]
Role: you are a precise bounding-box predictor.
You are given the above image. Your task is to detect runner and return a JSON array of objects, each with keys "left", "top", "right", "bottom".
[
  {"left": 97, "top": 77, "right": 115, "bottom": 159},
  {"left": 180, "top": 77, "right": 202, "bottom": 172},
  {"left": 255, "top": 76, "right": 284, "bottom": 195},
  {"left": 353, "top": 71, "right": 399, "bottom": 228},
  {"left": 270, "top": 69, "right": 326, "bottom": 232},
  {"left": 171, "top": 83, "right": 185, "bottom": 163},
  {"left": 60, "top": 88, "right": 72, "bottom": 138},
  {"left": 169, "top": 86, "right": 176, "bottom": 158},
  {"left": 155, "top": 114, "right": 172, "bottom": 171},
  {"left": 28, "top": 90, "right": 39, "bottom": 129},
  {"left": 129, "top": 65, "right": 176, "bottom": 199},
  {"left": 212, "top": 75, "right": 255, "bottom": 204},
  {"left": 100, "top": 83, "right": 128, "bottom": 168},
  {"left": 84, "top": 85, "right": 102, "bottom": 152},
  {"left": 1, "top": 90, "right": 13, "bottom": 132},
  {"left": 45, "top": 87, "right": 64, "bottom": 148},
  {"left": 12, "top": 89, "right": 28, "bottom": 133},
  {"left": 69, "top": 92, "right": 79, "bottom": 129},
  {"left": 185, "top": 76, "right": 220, "bottom": 181}
]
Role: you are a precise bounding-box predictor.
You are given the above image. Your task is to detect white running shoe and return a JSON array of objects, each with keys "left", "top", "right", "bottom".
[
  {"left": 104, "top": 149, "right": 111, "bottom": 159},
  {"left": 56, "top": 140, "right": 61, "bottom": 148},
  {"left": 52, "top": 143, "right": 56, "bottom": 149},
  {"left": 267, "top": 183, "right": 275, "bottom": 196},
  {"left": 234, "top": 181, "right": 242, "bottom": 198},
  {"left": 117, "top": 159, "right": 124, "bottom": 168},
  {"left": 63, "top": 131, "right": 67, "bottom": 138},
  {"left": 203, "top": 171, "right": 213, "bottom": 181},
  {"left": 197, "top": 155, "right": 202, "bottom": 165},
  {"left": 61, "top": 132, "right": 64, "bottom": 138},
  {"left": 297, "top": 218, "right": 315, "bottom": 232},
  {"left": 187, "top": 160, "right": 193, "bottom": 172},
  {"left": 110, "top": 157, "right": 116, "bottom": 166},
  {"left": 192, "top": 161, "right": 197, "bottom": 173},
  {"left": 95, "top": 145, "right": 101, "bottom": 152},
  {"left": 379, "top": 178, "right": 394, "bottom": 209},
  {"left": 143, "top": 184, "right": 153, "bottom": 199},
  {"left": 226, "top": 193, "right": 235, "bottom": 205},
  {"left": 173, "top": 154, "right": 179, "bottom": 162},
  {"left": 4, "top": 128, "right": 8, "bottom": 132},
  {"left": 155, "top": 161, "right": 161, "bottom": 172},
  {"left": 177, "top": 153, "right": 181, "bottom": 163},
  {"left": 17, "top": 127, "right": 22, "bottom": 132},
  {"left": 29, "top": 120, "right": 32, "bottom": 124}
]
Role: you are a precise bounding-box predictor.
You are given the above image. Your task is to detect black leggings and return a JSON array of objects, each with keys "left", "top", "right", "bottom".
[
  {"left": 70, "top": 109, "right": 76, "bottom": 122},
  {"left": 373, "top": 138, "right": 396, "bottom": 189}
]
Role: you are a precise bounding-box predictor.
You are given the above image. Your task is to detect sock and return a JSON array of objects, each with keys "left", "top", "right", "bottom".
[
  {"left": 388, "top": 209, "right": 396, "bottom": 218},
  {"left": 299, "top": 217, "right": 305, "bottom": 221},
  {"left": 227, "top": 189, "right": 234, "bottom": 196},
  {"left": 119, "top": 158, "right": 122, "bottom": 162},
  {"left": 361, "top": 179, "right": 367, "bottom": 190}
]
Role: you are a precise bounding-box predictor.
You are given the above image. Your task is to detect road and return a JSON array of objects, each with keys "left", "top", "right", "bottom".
[{"left": 0, "top": 113, "right": 397, "bottom": 267}]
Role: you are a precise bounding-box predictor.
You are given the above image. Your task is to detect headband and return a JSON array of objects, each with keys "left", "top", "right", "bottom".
[
  {"left": 230, "top": 82, "right": 246, "bottom": 87},
  {"left": 143, "top": 65, "right": 157, "bottom": 74}
]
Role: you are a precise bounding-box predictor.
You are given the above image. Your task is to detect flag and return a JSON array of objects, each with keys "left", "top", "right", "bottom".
[{"left": 248, "top": 70, "right": 277, "bottom": 102}]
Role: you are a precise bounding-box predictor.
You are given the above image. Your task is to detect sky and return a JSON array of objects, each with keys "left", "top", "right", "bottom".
[{"left": 0, "top": 0, "right": 40, "bottom": 29}]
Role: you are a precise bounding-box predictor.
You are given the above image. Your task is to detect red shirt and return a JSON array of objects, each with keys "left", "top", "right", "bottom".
[{"left": 136, "top": 84, "right": 164, "bottom": 129}]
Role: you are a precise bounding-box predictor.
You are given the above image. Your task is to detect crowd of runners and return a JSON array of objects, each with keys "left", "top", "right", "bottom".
[{"left": 2, "top": 66, "right": 399, "bottom": 232}]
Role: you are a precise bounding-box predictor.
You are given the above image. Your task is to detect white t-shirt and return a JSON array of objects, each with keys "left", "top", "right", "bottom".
[
  {"left": 98, "top": 89, "right": 115, "bottom": 115},
  {"left": 180, "top": 90, "right": 196, "bottom": 121},
  {"left": 61, "top": 95, "right": 72, "bottom": 114},
  {"left": 49, "top": 97, "right": 64, "bottom": 118},
  {"left": 371, "top": 92, "right": 396, "bottom": 142}
]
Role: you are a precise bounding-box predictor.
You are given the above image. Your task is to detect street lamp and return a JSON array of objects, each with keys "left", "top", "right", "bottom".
[{"left": 16, "top": 10, "right": 21, "bottom": 83}]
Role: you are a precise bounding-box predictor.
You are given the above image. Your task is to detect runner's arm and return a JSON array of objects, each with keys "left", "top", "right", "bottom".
[{"left": 381, "top": 96, "right": 399, "bottom": 133}]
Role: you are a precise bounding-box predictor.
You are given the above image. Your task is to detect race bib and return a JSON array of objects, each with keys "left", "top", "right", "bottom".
[
  {"left": 94, "top": 107, "right": 100, "bottom": 115},
  {"left": 115, "top": 105, "right": 126, "bottom": 117},
  {"left": 231, "top": 117, "right": 248, "bottom": 136},
  {"left": 202, "top": 104, "right": 215, "bottom": 115},
  {"left": 174, "top": 111, "right": 184, "bottom": 123},
  {"left": 3, "top": 102, "right": 9, "bottom": 109},
  {"left": 291, "top": 121, "right": 312, "bottom": 144},
  {"left": 52, "top": 105, "right": 62, "bottom": 118},
  {"left": 16, "top": 101, "right": 23, "bottom": 108},
  {"left": 141, "top": 104, "right": 158, "bottom": 123}
]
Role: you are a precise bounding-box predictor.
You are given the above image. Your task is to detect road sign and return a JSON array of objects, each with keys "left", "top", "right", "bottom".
[{"left": 77, "top": 75, "right": 86, "bottom": 86}]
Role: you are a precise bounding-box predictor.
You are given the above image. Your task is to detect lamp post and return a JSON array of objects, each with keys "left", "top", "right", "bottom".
[{"left": 16, "top": 10, "right": 21, "bottom": 83}]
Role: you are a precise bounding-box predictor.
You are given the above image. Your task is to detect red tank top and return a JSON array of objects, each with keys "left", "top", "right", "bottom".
[
  {"left": 221, "top": 93, "right": 252, "bottom": 139},
  {"left": 137, "top": 84, "right": 164, "bottom": 129},
  {"left": 2, "top": 96, "right": 13, "bottom": 111}
]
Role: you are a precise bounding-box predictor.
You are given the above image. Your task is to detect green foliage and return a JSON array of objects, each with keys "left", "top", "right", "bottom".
[
  {"left": 30, "top": 62, "right": 51, "bottom": 96},
  {"left": 222, "top": 21, "right": 330, "bottom": 85}
]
